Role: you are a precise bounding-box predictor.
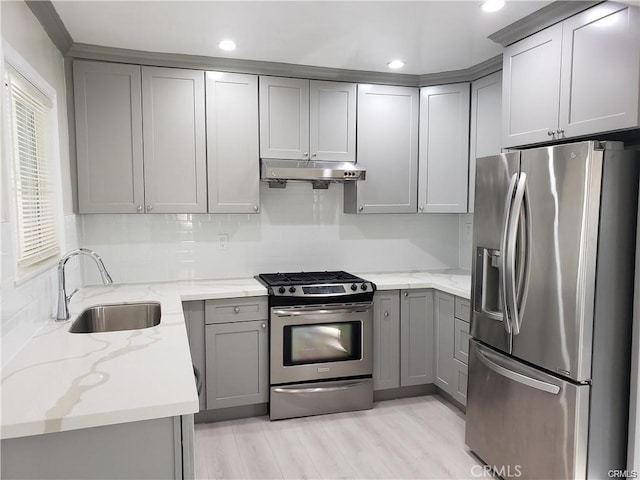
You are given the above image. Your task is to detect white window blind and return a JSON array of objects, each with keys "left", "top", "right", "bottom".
[{"left": 7, "top": 68, "right": 60, "bottom": 269}]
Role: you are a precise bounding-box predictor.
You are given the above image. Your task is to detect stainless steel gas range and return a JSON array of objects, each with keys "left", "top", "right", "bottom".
[{"left": 256, "top": 271, "right": 376, "bottom": 420}]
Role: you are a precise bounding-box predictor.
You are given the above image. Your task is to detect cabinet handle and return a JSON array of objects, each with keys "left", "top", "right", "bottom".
[
  {"left": 146, "top": 205, "right": 153, "bottom": 211},
  {"left": 419, "top": 206, "right": 424, "bottom": 212},
  {"left": 359, "top": 207, "right": 364, "bottom": 212},
  {"left": 556, "top": 129, "right": 564, "bottom": 136},
  {"left": 136, "top": 205, "right": 143, "bottom": 212},
  {"left": 303, "top": 152, "right": 309, "bottom": 157},
  {"left": 384, "top": 311, "right": 389, "bottom": 317},
  {"left": 311, "top": 153, "right": 317, "bottom": 158},
  {"left": 404, "top": 292, "right": 409, "bottom": 297},
  {"left": 261, "top": 323, "right": 266, "bottom": 329},
  {"left": 234, "top": 306, "right": 240, "bottom": 314},
  {"left": 547, "top": 131, "right": 555, "bottom": 137},
  {"left": 253, "top": 205, "right": 259, "bottom": 212}
]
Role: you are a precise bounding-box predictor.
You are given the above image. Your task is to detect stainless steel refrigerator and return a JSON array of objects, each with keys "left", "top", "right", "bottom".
[{"left": 466, "top": 141, "right": 639, "bottom": 479}]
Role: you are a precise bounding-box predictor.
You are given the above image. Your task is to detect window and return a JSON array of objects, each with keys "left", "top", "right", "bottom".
[{"left": 5, "top": 63, "right": 60, "bottom": 275}]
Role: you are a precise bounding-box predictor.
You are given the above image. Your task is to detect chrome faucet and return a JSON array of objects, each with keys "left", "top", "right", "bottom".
[{"left": 57, "top": 248, "right": 113, "bottom": 321}]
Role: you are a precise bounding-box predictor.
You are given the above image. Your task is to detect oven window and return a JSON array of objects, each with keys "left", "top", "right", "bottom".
[{"left": 283, "top": 321, "right": 362, "bottom": 366}]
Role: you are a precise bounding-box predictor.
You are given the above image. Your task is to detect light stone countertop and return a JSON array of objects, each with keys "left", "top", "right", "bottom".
[{"left": 1, "top": 271, "right": 470, "bottom": 440}]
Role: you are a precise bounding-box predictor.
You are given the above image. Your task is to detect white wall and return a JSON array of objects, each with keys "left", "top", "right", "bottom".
[
  {"left": 0, "top": 1, "right": 79, "bottom": 367},
  {"left": 459, "top": 214, "right": 473, "bottom": 271},
  {"left": 81, "top": 184, "right": 461, "bottom": 284}
]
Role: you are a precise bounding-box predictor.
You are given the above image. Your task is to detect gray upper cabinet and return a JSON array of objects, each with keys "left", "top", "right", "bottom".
[
  {"left": 309, "top": 80, "right": 357, "bottom": 162},
  {"left": 141, "top": 67, "right": 207, "bottom": 213},
  {"left": 259, "top": 76, "right": 310, "bottom": 159},
  {"left": 469, "top": 71, "right": 502, "bottom": 213},
  {"left": 400, "top": 289, "right": 434, "bottom": 387},
  {"left": 259, "top": 77, "right": 356, "bottom": 162},
  {"left": 418, "top": 83, "right": 470, "bottom": 214},
  {"left": 559, "top": 3, "right": 640, "bottom": 138},
  {"left": 206, "top": 72, "right": 260, "bottom": 214},
  {"left": 345, "top": 84, "right": 419, "bottom": 214},
  {"left": 503, "top": 2, "right": 639, "bottom": 147},
  {"left": 373, "top": 291, "right": 401, "bottom": 391},
  {"left": 502, "top": 24, "right": 563, "bottom": 147},
  {"left": 74, "top": 61, "right": 144, "bottom": 214}
]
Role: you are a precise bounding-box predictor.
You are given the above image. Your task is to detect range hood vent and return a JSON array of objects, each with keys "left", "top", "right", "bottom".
[{"left": 260, "top": 159, "right": 366, "bottom": 189}]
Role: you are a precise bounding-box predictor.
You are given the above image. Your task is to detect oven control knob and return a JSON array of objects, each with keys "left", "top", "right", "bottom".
[
  {"left": 278, "top": 287, "right": 286, "bottom": 294},
  {"left": 361, "top": 284, "right": 368, "bottom": 291},
  {"left": 289, "top": 286, "right": 296, "bottom": 293},
  {"left": 350, "top": 284, "right": 357, "bottom": 291}
]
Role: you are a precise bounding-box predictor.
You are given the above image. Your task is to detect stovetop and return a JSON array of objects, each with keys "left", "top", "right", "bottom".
[
  {"left": 258, "top": 271, "right": 362, "bottom": 287},
  {"left": 256, "top": 271, "right": 376, "bottom": 304}
]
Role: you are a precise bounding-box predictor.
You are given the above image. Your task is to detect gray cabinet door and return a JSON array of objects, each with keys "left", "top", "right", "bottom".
[
  {"left": 502, "top": 24, "right": 562, "bottom": 147},
  {"left": 259, "top": 76, "right": 309, "bottom": 159},
  {"left": 418, "top": 83, "right": 470, "bottom": 214},
  {"left": 345, "top": 84, "right": 418, "bottom": 214},
  {"left": 400, "top": 289, "right": 434, "bottom": 387},
  {"left": 373, "top": 291, "right": 400, "bottom": 391},
  {"left": 469, "top": 71, "right": 502, "bottom": 213},
  {"left": 309, "top": 80, "right": 356, "bottom": 162},
  {"left": 205, "top": 320, "right": 268, "bottom": 410},
  {"left": 206, "top": 72, "right": 260, "bottom": 214},
  {"left": 74, "top": 61, "right": 144, "bottom": 214},
  {"left": 142, "top": 67, "right": 207, "bottom": 213},
  {"left": 183, "top": 301, "right": 206, "bottom": 411},
  {"left": 559, "top": 3, "right": 640, "bottom": 138},
  {"left": 434, "top": 290, "right": 455, "bottom": 392}
]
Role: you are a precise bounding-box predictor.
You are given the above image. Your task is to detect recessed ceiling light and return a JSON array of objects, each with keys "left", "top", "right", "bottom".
[
  {"left": 218, "top": 40, "right": 236, "bottom": 51},
  {"left": 481, "top": 0, "right": 505, "bottom": 12},
  {"left": 388, "top": 60, "right": 405, "bottom": 70}
]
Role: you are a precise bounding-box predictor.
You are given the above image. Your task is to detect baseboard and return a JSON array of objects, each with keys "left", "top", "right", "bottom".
[{"left": 194, "top": 403, "right": 268, "bottom": 424}]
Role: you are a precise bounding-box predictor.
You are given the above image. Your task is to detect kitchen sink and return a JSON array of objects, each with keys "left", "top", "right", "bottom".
[{"left": 69, "top": 302, "right": 161, "bottom": 333}]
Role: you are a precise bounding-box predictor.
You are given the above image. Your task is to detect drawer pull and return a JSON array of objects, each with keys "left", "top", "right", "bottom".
[{"left": 234, "top": 306, "right": 240, "bottom": 314}]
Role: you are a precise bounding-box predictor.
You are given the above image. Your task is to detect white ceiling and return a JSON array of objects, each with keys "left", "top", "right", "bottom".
[{"left": 52, "top": 1, "right": 553, "bottom": 75}]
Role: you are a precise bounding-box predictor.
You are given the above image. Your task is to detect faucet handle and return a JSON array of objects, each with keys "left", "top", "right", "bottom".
[{"left": 66, "top": 288, "right": 79, "bottom": 302}]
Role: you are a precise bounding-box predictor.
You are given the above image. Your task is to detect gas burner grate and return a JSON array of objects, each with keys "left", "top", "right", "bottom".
[{"left": 258, "top": 271, "right": 362, "bottom": 286}]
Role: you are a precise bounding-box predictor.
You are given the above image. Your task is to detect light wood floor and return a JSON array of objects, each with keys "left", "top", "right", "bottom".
[{"left": 194, "top": 395, "right": 482, "bottom": 480}]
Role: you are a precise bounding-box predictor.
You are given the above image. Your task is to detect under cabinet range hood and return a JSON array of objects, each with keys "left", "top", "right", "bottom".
[{"left": 260, "top": 159, "right": 366, "bottom": 189}]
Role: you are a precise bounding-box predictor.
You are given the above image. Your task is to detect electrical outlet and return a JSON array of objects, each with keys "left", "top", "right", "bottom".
[{"left": 218, "top": 234, "right": 229, "bottom": 250}]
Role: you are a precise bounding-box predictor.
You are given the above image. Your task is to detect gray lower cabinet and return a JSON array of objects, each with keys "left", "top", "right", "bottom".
[
  {"left": 400, "top": 289, "right": 434, "bottom": 386},
  {"left": 206, "top": 72, "right": 260, "bottom": 213},
  {"left": 1, "top": 415, "right": 193, "bottom": 479},
  {"left": 345, "top": 84, "right": 419, "bottom": 214},
  {"left": 435, "top": 291, "right": 470, "bottom": 406},
  {"left": 373, "top": 289, "right": 434, "bottom": 391},
  {"left": 183, "top": 301, "right": 206, "bottom": 411},
  {"left": 373, "top": 291, "right": 401, "bottom": 390}
]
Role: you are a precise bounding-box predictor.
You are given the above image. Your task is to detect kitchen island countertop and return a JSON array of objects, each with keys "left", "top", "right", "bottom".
[{"left": 1, "top": 271, "right": 469, "bottom": 440}]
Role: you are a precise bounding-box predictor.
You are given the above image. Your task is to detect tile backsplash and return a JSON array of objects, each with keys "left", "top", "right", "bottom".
[
  {"left": 1, "top": 214, "right": 81, "bottom": 367},
  {"left": 81, "top": 184, "right": 462, "bottom": 284}
]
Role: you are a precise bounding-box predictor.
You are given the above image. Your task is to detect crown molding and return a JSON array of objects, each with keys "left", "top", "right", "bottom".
[
  {"left": 418, "top": 55, "right": 502, "bottom": 87},
  {"left": 488, "top": 1, "right": 602, "bottom": 47},
  {"left": 25, "top": 0, "right": 73, "bottom": 55}
]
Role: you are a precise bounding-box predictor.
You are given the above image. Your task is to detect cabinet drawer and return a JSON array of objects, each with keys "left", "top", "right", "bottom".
[
  {"left": 454, "top": 318, "right": 470, "bottom": 365},
  {"left": 205, "top": 297, "right": 268, "bottom": 324},
  {"left": 454, "top": 297, "right": 470, "bottom": 322}
]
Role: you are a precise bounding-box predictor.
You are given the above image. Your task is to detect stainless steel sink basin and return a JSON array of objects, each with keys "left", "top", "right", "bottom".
[{"left": 69, "top": 302, "right": 161, "bottom": 333}]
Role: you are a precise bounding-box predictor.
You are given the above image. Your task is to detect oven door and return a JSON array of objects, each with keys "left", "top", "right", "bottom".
[{"left": 270, "top": 303, "right": 373, "bottom": 385}]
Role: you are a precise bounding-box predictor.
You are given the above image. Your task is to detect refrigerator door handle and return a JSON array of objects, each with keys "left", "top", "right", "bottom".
[
  {"left": 475, "top": 346, "right": 561, "bottom": 395},
  {"left": 500, "top": 174, "right": 518, "bottom": 334},
  {"left": 515, "top": 184, "right": 531, "bottom": 332},
  {"left": 506, "top": 173, "right": 527, "bottom": 335}
]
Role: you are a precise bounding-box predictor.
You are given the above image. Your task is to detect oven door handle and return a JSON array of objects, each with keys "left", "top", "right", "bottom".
[
  {"left": 273, "top": 381, "right": 368, "bottom": 394},
  {"left": 272, "top": 304, "right": 372, "bottom": 317}
]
